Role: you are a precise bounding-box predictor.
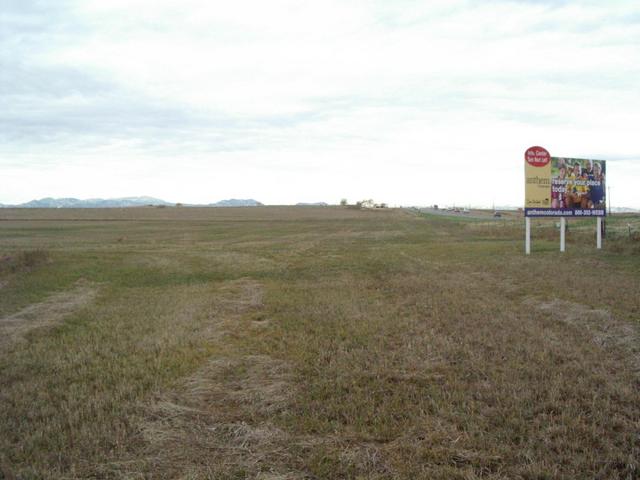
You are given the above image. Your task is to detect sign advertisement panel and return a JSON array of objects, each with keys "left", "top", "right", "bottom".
[
  {"left": 524, "top": 146, "right": 552, "bottom": 210},
  {"left": 525, "top": 148, "right": 606, "bottom": 217}
]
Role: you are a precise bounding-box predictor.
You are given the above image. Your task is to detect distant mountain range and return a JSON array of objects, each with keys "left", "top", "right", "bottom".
[
  {"left": 1, "top": 198, "right": 637, "bottom": 211},
  {"left": 0, "top": 197, "right": 263, "bottom": 208},
  {"left": 610, "top": 207, "right": 640, "bottom": 213},
  {"left": 208, "top": 199, "right": 263, "bottom": 207}
]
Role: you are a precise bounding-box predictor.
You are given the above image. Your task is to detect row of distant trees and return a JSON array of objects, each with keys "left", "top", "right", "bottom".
[{"left": 340, "top": 199, "right": 388, "bottom": 209}]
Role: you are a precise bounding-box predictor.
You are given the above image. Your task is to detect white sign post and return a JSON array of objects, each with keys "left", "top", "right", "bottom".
[
  {"left": 597, "top": 217, "right": 602, "bottom": 249},
  {"left": 525, "top": 217, "right": 531, "bottom": 255},
  {"left": 560, "top": 217, "right": 566, "bottom": 252}
]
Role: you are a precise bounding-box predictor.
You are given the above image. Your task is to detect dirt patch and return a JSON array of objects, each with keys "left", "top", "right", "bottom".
[
  {"left": 527, "top": 298, "right": 640, "bottom": 373},
  {"left": 99, "top": 279, "right": 304, "bottom": 479},
  {"left": 0, "top": 279, "right": 98, "bottom": 351},
  {"left": 126, "top": 355, "right": 296, "bottom": 479},
  {"left": 339, "top": 443, "right": 392, "bottom": 476},
  {"left": 108, "top": 356, "right": 299, "bottom": 479},
  {"left": 217, "top": 278, "right": 264, "bottom": 313}
]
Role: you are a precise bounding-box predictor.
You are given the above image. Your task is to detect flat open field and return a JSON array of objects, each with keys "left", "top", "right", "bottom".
[{"left": 1, "top": 207, "right": 639, "bottom": 479}]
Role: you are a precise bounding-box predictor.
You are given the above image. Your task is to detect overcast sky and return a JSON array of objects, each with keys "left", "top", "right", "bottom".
[{"left": 2, "top": 0, "right": 639, "bottom": 207}]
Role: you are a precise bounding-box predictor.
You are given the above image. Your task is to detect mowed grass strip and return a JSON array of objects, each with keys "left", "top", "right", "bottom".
[{"left": 0, "top": 207, "right": 638, "bottom": 479}]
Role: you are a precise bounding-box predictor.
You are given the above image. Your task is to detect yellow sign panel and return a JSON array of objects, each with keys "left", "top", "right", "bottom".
[
  {"left": 524, "top": 146, "right": 551, "bottom": 208},
  {"left": 525, "top": 161, "right": 552, "bottom": 208}
]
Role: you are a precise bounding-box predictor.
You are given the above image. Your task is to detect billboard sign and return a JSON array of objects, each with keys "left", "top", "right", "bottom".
[{"left": 525, "top": 148, "right": 606, "bottom": 217}]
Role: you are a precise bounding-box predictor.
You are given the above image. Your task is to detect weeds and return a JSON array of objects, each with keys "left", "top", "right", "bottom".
[{"left": 0, "top": 249, "right": 50, "bottom": 275}]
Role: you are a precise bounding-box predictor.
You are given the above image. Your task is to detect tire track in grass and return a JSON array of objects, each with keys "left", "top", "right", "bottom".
[
  {"left": 99, "top": 279, "right": 305, "bottom": 479},
  {"left": 0, "top": 279, "right": 98, "bottom": 352}
]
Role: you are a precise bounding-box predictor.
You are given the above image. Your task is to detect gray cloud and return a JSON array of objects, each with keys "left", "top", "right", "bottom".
[{"left": 1, "top": 0, "right": 639, "bottom": 206}]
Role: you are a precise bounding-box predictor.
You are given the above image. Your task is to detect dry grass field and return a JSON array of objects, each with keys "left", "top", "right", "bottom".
[{"left": 1, "top": 206, "right": 639, "bottom": 479}]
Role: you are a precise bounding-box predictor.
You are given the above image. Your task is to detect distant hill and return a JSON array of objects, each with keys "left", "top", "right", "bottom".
[
  {"left": 296, "top": 202, "right": 329, "bottom": 206},
  {"left": 3, "top": 197, "right": 172, "bottom": 208},
  {"left": 0, "top": 197, "right": 267, "bottom": 208},
  {"left": 209, "top": 199, "right": 263, "bottom": 207}
]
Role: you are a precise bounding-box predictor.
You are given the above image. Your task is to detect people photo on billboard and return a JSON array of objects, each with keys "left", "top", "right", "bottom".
[{"left": 550, "top": 158, "right": 606, "bottom": 215}]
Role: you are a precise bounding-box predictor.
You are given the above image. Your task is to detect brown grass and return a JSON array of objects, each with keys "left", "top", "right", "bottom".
[
  {"left": 0, "top": 207, "right": 639, "bottom": 479},
  {"left": 532, "top": 298, "right": 640, "bottom": 373}
]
